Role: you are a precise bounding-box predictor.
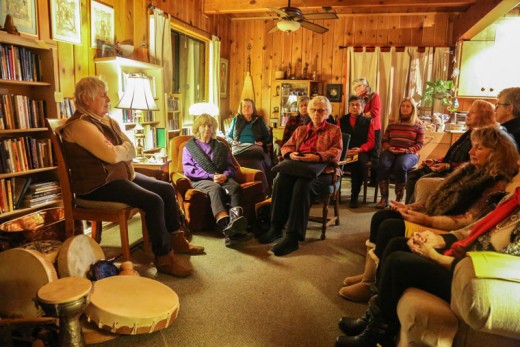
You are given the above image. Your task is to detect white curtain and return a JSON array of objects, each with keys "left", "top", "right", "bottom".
[
  {"left": 348, "top": 47, "right": 449, "bottom": 131},
  {"left": 209, "top": 36, "right": 221, "bottom": 120},
  {"left": 149, "top": 9, "right": 173, "bottom": 94}
]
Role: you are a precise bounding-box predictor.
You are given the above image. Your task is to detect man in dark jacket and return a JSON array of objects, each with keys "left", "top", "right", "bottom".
[
  {"left": 338, "top": 96, "right": 375, "bottom": 208},
  {"left": 496, "top": 87, "right": 520, "bottom": 150}
]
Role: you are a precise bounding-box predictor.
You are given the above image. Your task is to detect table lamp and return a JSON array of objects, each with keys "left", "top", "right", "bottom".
[{"left": 116, "top": 73, "right": 159, "bottom": 160}]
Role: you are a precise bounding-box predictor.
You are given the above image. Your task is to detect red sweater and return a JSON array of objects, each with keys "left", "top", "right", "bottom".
[{"left": 382, "top": 121, "right": 425, "bottom": 154}]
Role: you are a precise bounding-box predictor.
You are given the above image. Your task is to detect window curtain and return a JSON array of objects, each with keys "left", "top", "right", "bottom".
[
  {"left": 209, "top": 36, "right": 221, "bottom": 120},
  {"left": 149, "top": 9, "right": 173, "bottom": 94},
  {"left": 347, "top": 47, "right": 449, "bottom": 131}
]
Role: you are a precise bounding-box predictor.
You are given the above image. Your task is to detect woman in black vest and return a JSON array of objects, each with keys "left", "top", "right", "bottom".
[
  {"left": 338, "top": 96, "right": 376, "bottom": 208},
  {"left": 226, "top": 98, "right": 273, "bottom": 195}
]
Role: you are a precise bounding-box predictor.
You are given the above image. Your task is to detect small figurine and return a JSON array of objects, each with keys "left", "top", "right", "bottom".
[
  {"left": 286, "top": 63, "right": 292, "bottom": 79},
  {"left": 3, "top": 15, "right": 20, "bottom": 35},
  {"left": 312, "top": 71, "right": 317, "bottom": 81},
  {"left": 302, "top": 63, "right": 309, "bottom": 79}
]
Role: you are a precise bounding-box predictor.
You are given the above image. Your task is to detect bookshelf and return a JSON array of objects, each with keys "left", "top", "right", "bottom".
[
  {"left": 0, "top": 32, "right": 60, "bottom": 220},
  {"left": 94, "top": 57, "right": 166, "bottom": 152}
]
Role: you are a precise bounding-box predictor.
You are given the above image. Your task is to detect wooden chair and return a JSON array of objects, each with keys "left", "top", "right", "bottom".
[
  {"left": 308, "top": 133, "right": 350, "bottom": 240},
  {"left": 169, "top": 135, "right": 265, "bottom": 231},
  {"left": 46, "top": 119, "right": 150, "bottom": 261}
]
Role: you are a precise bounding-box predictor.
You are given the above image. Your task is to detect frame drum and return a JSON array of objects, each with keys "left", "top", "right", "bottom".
[
  {"left": 0, "top": 248, "right": 57, "bottom": 318},
  {"left": 57, "top": 234, "right": 104, "bottom": 278},
  {"left": 85, "top": 276, "right": 179, "bottom": 334}
]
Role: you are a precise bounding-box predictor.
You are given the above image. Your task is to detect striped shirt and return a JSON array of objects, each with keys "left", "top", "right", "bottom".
[{"left": 382, "top": 121, "right": 425, "bottom": 154}]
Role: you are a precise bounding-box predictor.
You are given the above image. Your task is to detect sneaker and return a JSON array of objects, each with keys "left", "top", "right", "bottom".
[{"left": 223, "top": 215, "right": 248, "bottom": 237}]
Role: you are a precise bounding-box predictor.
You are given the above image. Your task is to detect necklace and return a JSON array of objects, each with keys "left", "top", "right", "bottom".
[{"left": 494, "top": 207, "right": 520, "bottom": 231}]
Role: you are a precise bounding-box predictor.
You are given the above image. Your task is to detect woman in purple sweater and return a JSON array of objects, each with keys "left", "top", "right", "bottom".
[
  {"left": 182, "top": 114, "right": 250, "bottom": 247},
  {"left": 377, "top": 97, "right": 425, "bottom": 208}
]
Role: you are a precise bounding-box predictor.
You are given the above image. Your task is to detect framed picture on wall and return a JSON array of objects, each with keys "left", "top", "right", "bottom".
[
  {"left": 91, "top": 1, "right": 114, "bottom": 47},
  {"left": 50, "top": 0, "right": 81, "bottom": 44},
  {"left": 0, "top": 0, "right": 38, "bottom": 36},
  {"left": 220, "top": 58, "right": 229, "bottom": 98},
  {"left": 326, "top": 84, "right": 342, "bottom": 103}
]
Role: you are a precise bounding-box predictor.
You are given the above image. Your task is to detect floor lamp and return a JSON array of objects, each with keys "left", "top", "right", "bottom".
[{"left": 116, "top": 73, "right": 159, "bottom": 161}]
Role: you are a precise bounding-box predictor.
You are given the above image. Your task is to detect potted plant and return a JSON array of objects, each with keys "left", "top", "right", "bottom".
[{"left": 421, "top": 79, "right": 458, "bottom": 113}]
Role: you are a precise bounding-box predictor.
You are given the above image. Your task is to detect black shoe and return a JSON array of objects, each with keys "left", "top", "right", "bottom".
[
  {"left": 272, "top": 236, "right": 299, "bottom": 256},
  {"left": 258, "top": 228, "right": 283, "bottom": 244},
  {"left": 349, "top": 196, "right": 359, "bottom": 209},
  {"left": 338, "top": 313, "right": 370, "bottom": 336},
  {"left": 225, "top": 232, "right": 253, "bottom": 247}
]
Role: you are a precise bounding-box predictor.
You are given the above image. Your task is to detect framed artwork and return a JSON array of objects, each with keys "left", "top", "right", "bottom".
[
  {"left": 50, "top": 0, "right": 81, "bottom": 44},
  {"left": 326, "top": 84, "right": 342, "bottom": 103},
  {"left": 0, "top": 0, "right": 38, "bottom": 36},
  {"left": 91, "top": 1, "right": 114, "bottom": 47},
  {"left": 220, "top": 58, "right": 229, "bottom": 98}
]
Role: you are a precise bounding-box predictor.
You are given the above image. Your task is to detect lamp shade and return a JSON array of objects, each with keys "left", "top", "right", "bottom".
[
  {"left": 277, "top": 20, "right": 301, "bottom": 32},
  {"left": 189, "top": 102, "right": 219, "bottom": 116},
  {"left": 116, "top": 73, "right": 159, "bottom": 111}
]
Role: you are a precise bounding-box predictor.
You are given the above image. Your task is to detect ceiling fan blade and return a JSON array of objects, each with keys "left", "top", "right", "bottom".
[
  {"left": 302, "top": 12, "right": 338, "bottom": 20},
  {"left": 269, "top": 7, "right": 288, "bottom": 18},
  {"left": 268, "top": 25, "right": 280, "bottom": 34},
  {"left": 300, "top": 21, "right": 329, "bottom": 34}
]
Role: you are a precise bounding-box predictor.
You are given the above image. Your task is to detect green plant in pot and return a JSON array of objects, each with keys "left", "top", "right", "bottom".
[{"left": 422, "top": 79, "right": 458, "bottom": 113}]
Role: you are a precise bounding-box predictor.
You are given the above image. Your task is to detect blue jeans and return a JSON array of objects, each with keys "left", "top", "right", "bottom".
[{"left": 377, "top": 150, "right": 418, "bottom": 183}]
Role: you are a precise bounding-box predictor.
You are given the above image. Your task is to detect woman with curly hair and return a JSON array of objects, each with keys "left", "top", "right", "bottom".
[{"left": 339, "top": 125, "right": 519, "bottom": 302}]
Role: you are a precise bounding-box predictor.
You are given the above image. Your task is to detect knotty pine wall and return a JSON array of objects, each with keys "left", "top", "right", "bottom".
[{"left": 228, "top": 13, "right": 455, "bottom": 121}]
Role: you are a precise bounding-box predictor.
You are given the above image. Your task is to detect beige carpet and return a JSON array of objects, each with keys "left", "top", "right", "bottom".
[{"left": 91, "top": 186, "right": 383, "bottom": 347}]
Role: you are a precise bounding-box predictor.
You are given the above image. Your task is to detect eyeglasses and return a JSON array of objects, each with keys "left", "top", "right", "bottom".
[
  {"left": 349, "top": 103, "right": 362, "bottom": 108},
  {"left": 310, "top": 108, "right": 327, "bottom": 114},
  {"left": 495, "top": 103, "right": 511, "bottom": 108}
]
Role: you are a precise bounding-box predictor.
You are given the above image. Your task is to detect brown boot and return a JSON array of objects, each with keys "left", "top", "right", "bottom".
[
  {"left": 154, "top": 250, "right": 193, "bottom": 277},
  {"left": 395, "top": 183, "right": 406, "bottom": 202},
  {"left": 376, "top": 180, "right": 389, "bottom": 209},
  {"left": 170, "top": 231, "right": 205, "bottom": 255},
  {"left": 339, "top": 241, "right": 378, "bottom": 302},
  {"left": 342, "top": 241, "right": 375, "bottom": 285}
]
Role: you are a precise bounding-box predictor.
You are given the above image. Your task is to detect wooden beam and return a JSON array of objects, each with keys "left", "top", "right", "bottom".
[
  {"left": 204, "top": 0, "right": 474, "bottom": 14},
  {"left": 453, "top": 0, "right": 520, "bottom": 41}
]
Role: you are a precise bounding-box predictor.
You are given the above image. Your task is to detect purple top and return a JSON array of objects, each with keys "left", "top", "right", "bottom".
[{"left": 182, "top": 139, "right": 237, "bottom": 180}]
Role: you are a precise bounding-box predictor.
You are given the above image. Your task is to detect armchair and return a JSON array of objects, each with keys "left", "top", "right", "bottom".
[{"left": 169, "top": 135, "right": 265, "bottom": 231}]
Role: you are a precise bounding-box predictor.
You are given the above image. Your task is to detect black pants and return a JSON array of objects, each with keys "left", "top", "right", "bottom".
[
  {"left": 79, "top": 172, "right": 180, "bottom": 256},
  {"left": 369, "top": 209, "right": 406, "bottom": 259},
  {"left": 270, "top": 172, "right": 333, "bottom": 241},
  {"left": 376, "top": 237, "right": 453, "bottom": 324},
  {"left": 192, "top": 178, "right": 241, "bottom": 217},
  {"left": 347, "top": 151, "right": 370, "bottom": 198}
]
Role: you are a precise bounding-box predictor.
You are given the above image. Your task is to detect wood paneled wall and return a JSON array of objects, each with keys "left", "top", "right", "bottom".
[{"left": 228, "top": 14, "right": 455, "bottom": 121}]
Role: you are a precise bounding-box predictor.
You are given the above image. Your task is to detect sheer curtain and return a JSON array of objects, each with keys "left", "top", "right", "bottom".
[
  {"left": 348, "top": 47, "right": 449, "bottom": 131},
  {"left": 149, "top": 9, "right": 173, "bottom": 94},
  {"left": 209, "top": 36, "right": 221, "bottom": 120}
]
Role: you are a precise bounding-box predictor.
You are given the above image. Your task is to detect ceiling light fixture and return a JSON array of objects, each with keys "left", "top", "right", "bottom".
[{"left": 276, "top": 20, "right": 301, "bottom": 32}]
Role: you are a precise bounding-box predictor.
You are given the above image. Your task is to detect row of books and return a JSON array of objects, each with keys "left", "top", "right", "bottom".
[
  {"left": 0, "top": 44, "right": 42, "bottom": 82},
  {"left": 0, "top": 178, "right": 61, "bottom": 213},
  {"left": 59, "top": 98, "right": 76, "bottom": 118},
  {"left": 0, "top": 137, "right": 54, "bottom": 174},
  {"left": 0, "top": 94, "right": 46, "bottom": 130},
  {"left": 122, "top": 110, "right": 155, "bottom": 123}
]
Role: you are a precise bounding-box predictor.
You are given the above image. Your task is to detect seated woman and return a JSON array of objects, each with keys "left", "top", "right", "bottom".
[
  {"left": 405, "top": 100, "right": 496, "bottom": 203},
  {"left": 226, "top": 98, "right": 272, "bottom": 195},
  {"left": 182, "top": 114, "right": 250, "bottom": 247},
  {"left": 339, "top": 125, "right": 519, "bottom": 302},
  {"left": 59, "top": 76, "right": 203, "bottom": 278},
  {"left": 281, "top": 96, "right": 311, "bottom": 146},
  {"left": 335, "top": 180, "right": 520, "bottom": 347},
  {"left": 258, "top": 96, "right": 343, "bottom": 256},
  {"left": 377, "top": 98, "right": 425, "bottom": 208}
]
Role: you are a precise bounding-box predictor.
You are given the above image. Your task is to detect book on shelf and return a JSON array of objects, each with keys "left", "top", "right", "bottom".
[
  {"left": 0, "top": 93, "right": 46, "bottom": 130},
  {"left": 12, "top": 176, "right": 31, "bottom": 209},
  {"left": 0, "top": 43, "right": 42, "bottom": 82},
  {"left": 22, "top": 194, "right": 62, "bottom": 208},
  {"left": 59, "top": 98, "right": 76, "bottom": 118},
  {"left": 28, "top": 180, "right": 60, "bottom": 191}
]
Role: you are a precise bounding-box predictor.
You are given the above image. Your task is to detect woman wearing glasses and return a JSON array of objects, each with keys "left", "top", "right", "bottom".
[
  {"left": 496, "top": 87, "right": 520, "bottom": 150},
  {"left": 258, "top": 96, "right": 343, "bottom": 256},
  {"left": 376, "top": 98, "right": 425, "bottom": 208}
]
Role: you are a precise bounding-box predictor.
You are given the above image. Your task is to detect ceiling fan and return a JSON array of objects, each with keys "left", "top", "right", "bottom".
[{"left": 268, "top": 0, "right": 338, "bottom": 34}]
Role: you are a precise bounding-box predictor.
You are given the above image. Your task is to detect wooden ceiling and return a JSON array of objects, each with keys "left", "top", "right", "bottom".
[{"left": 204, "top": 0, "right": 520, "bottom": 40}]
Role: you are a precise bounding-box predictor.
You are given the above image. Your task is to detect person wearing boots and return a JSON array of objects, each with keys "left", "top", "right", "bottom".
[
  {"left": 353, "top": 78, "right": 381, "bottom": 186},
  {"left": 376, "top": 97, "right": 424, "bottom": 208},
  {"left": 183, "top": 114, "right": 251, "bottom": 247},
  {"left": 405, "top": 100, "right": 496, "bottom": 203},
  {"left": 258, "top": 95, "right": 343, "bottom": 256},
  {"left": 59, "top": 77, "right": 202, "bottom": 278},
  {"left": 338, "top": 95, "right": 375, "bottom": 208},
  {"left": 339, "top": 125, "right": 519, "bottom": 302},
  {"left": 335, "top": 182, "right": 520, "bottom": 347}
]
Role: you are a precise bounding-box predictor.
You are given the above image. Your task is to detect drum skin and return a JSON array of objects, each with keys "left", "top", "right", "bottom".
[
  {"left": 0, "top": 248, "right": 58, "bottom": 318},
  {"left": 57, "top": 234, "right": 105, "bottom": 278},
  {"left": 85, "top": 276, "right": 179, "bottom": 334}
]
